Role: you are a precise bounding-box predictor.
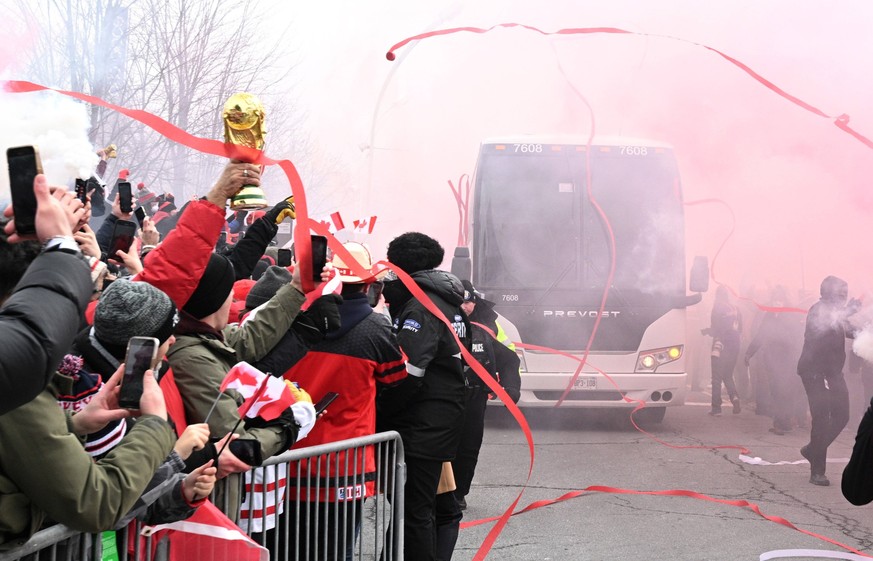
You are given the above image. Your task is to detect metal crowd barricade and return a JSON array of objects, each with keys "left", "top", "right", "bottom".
[
  {"left": 0, "top": 526, "right": 101, "bottom": 561},
  {"left": 237, "top": 430, "right": 406, "bottom": 561},
  {"left": 0, "top": 431, "right": 405, "bottom": 561}
]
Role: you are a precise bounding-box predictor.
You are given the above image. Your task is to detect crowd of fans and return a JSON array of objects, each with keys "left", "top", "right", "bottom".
[
  {"left": 0, "top": 153, "right": 521, "bottom": 561},
  {"left": 6, "top": 147, "right": 869, "bottom": 561}
]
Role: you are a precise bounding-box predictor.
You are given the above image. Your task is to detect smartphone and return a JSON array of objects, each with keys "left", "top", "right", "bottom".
[
  {"left": 117, "top": 181, "right": 133, "bottom": 213},
  {"left": 228, "top": 439, "right": 263, "bottom": 466},
  {"left": 108, "top": 219, "right": 137, "bottom": 259},
  {"left": 310, "top": 235, "right": 328, "bottom": 282},
  {"left": 75, "top": 178, "right": 89, "bottom": 205},
  {"left": 277, "top": 248, "right": 292, "bottom": 268},
  {"left": 133, "top": 206, "right": 146, "bottom": 228},
  {"left": 118, "top": 336, "right": 159, "bottom": 409},
  {"left": 314, "top": 392, "right": 340, "bottom": 416},
  {"left": 367, "top": 281, "right": 384, "bottom": 308},
  {"left": 6, "top": 146, "right": 43, "bottom": 236}
]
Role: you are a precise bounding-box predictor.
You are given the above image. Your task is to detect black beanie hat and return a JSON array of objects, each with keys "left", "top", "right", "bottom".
[
  {"left": 95, "top": 279, "right": 178, "bottom": 346},
  {"left": 184, "top": 254, "right": 236, "bottom": 319},
  {"left": 246, "top": 266, "right": 292, "bottom": 310},
  {"left": 386, "top": 232, "right": 444, "bottom": 274}
]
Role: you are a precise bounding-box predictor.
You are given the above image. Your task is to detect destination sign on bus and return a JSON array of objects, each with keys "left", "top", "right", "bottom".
[{"left": 486, "top": 143, "right": 656, "bottom": 156}]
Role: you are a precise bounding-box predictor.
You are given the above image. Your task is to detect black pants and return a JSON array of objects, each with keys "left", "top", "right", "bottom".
[
  {"left": 453, "top": 387, "right": 489, "bottom": 498},
  {"left": 767, "top": 367, "right": 796, "bottom": 430},
  {"left": 801, "top": 373, "right": 850, "bottom": 475},
  {"left": 403, "top": 457, "right": 444, "bottom": 561},
  {"left": 435, "top": 490, "right": 462, "bottom": 561},
  {"left": 711, "top": 352, "right": 739, "bottom": 410}
]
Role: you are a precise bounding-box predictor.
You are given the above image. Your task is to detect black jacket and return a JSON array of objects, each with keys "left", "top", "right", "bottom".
[
  {"left": 797, "top": 299, "right": 853, "bottom": 379},
  {"left": 0, "top": 251, "right": 92, "bottom": 415},
  {"left": 378, "top": 270, "right": 469, "bottom": 461},
  {"left": 227, "top": 217, "right": 278, "bottom": 281},
  {"left": 843, "top": 397, "right": 873, "bottom": 505},
  {"left": 467, "top": 322, "right": 521, "bottom": 399}
]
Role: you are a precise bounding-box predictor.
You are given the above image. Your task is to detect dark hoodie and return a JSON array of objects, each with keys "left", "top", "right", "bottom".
[
  {"left": 379, "top": 269, "right": 470, "bottom": 461},
  {"left": 797, "top": 275, "right": 853, "bottom": 379}
]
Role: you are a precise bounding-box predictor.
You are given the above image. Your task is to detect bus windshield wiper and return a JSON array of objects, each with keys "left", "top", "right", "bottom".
[{"left": 530, "top": 258, "right": 577, "bottom": 309}]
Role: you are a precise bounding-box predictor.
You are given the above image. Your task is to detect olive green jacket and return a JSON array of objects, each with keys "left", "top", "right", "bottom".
[
  {"left": 0, "top": 387, "right": 175, "bottom": 549},
  {"left": 167, "top": 283, "right": 305, "bottom": 520},
  {"left": 167, "top": 283, "right": 306, "bottom": 454}
]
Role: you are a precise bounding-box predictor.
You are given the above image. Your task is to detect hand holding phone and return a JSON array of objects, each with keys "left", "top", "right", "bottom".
[
  {"left": 134, "top": 206, "right": 146, "bottom": 227},
  {"left": 6, "top": 146, "right": 43, "bottom": 236},
  {"left": 119, "top": 336, "right": 159, "bottom": 410},
  {"left": 75, "top": 178, "right": 89, "bottom": 205},
  {"left": 310, "top": 235, "right": 328, "bottom": 282},
  {"left": 108, "top": 219, "right": 137, "bottom": 259},
  {"left": 117, "top": 181, "right": 133, "bottom": 214},
  {"left": 314, "top": 392, "right": 340, "bottom": 416}
]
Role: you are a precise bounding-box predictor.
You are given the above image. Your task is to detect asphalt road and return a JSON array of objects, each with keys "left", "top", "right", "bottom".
[{"left": 452, "top": 393, "right": 872, "bottom": 561}]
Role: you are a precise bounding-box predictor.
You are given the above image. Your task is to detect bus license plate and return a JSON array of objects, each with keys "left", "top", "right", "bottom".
[{"left": 573, "top": 377, "right": 597, "bottom": 389}]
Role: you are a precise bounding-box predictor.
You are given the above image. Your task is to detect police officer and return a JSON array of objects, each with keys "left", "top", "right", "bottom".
[{"left": 452, "top": 280, "right": 521, "bottom": 510}]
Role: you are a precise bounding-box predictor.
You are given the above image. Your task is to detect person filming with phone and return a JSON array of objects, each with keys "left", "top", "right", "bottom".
[
  {"left": 0, "top": 219, "right": 217, "bottom": 540},
  {"left": 0, "top": 234, "right": 177, "bottom": 547},
  {"left": 1, "top": 163, "right": 92, "bottom": 415},
  {"left": 281, "top": 242, "right": 408, "bottom": 560},
  {"left": 129, "top": 161, "right": 330, "bottom": 519}
]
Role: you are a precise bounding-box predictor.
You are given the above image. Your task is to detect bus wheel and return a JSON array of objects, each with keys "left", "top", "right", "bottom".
[{"left": 634, "top": 407, "right": 666, "bottom": 424}]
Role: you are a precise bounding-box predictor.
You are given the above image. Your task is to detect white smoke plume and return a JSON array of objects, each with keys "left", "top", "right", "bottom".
[
  {"left": 853, "top": 328, "right": 873, "bottom": 364},
  {"left": 0, "top": 89, "right": 97, "bottom": 203}
]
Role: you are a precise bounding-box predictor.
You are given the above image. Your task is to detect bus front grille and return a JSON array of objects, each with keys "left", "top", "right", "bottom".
[{"left": 533, "top": 390, "right": 626, "bottom": 401}]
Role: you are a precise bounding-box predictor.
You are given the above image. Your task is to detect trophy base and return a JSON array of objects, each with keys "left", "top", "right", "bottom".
[{"left": 230, "top": 185, "right": 269, "bottom": 210}]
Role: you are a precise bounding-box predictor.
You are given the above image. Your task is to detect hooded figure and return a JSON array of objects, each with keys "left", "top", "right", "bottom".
[
  {"left": 796, "top": 275, "right": 859, "bottom": 486},
  {"left": 379, "top": 231, "right": 469, "bottom": 561}
]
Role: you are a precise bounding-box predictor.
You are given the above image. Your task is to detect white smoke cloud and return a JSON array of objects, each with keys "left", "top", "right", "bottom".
[
  {"left": 853, "top": 327, "right": 873, "bottom": 363},
  {"left": 0, "top": 89, "right": 97, "bottom": 202}
]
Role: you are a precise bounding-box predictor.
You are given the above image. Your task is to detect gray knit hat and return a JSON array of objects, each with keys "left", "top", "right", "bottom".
[
  {"left": 246, "top": 266, "right": 291, "bottom": 310},
  {"left": 95, "top": 279, "right": 179, "bottom": 345}
]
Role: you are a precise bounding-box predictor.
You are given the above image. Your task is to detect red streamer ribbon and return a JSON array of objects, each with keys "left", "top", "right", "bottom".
[
  {"left": 684, "top": 198, "right": 807, "bottom": 314},
  {"left": 2, "top": 80, "right": 322, "bottom": 294},
  {"left": 2, "top": 78, "right": 531, "bottom": 561},
  {"left": 459, "top": 485, "right": 870, "bottom": 558},
  {"left": 447, "top": 174, "right": 472, "bottom": 247},
  {"left": 386, "top": 24, "right": 873, "bottom": 151}
]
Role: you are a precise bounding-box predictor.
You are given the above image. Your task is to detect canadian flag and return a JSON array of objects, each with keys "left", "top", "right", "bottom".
[
  {"left": 143, "top": 500, "right": 268, "bottom": 561},
  {"left": 220, "top": 362, "right": 295, "bottom": 421}
]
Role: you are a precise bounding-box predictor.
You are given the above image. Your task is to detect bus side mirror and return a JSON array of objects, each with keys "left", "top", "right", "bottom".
[
  {"left": 689, "top": 256, "right": 709, "bottom": 293},
  {"left": 451, "top": 246, "right": 472, "bottom": 282}
]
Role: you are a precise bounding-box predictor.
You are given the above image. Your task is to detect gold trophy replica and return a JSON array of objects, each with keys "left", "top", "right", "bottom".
[{"left": 223, "top": 93, "right": 269, "bottom": 209}]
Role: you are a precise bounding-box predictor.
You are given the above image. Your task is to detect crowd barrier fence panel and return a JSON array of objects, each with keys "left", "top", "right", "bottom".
[
  {"left": 239, "top": 430, "right": 405, "bottom": 561},
  {"left": 0, "top": 432, "right": 405, "bottom": 561}
]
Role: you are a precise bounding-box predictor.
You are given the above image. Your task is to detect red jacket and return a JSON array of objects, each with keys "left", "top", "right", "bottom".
[
  {"left": 134, "top": 199, "right": 225, "bottom": 309},
  {"left": 283, "top": 294, "right": 406, "bottom": 502}
]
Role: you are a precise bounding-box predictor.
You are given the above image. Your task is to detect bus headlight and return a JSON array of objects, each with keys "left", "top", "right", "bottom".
[{"left": 636, "top": 345, "right": 683, "bottom": 372}]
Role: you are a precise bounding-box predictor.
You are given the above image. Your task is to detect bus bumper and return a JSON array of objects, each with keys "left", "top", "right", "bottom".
[{"left": 506, "top": 372, "right": 687, "bottom": 408}]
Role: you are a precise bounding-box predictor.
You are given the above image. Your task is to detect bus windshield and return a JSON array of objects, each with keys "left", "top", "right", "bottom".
[
  {"left": 474, "top": 143, "right": 685, "bottom": 296},
  {"left": 471, "top": 141, "right": 687, "bottom": 351}
]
